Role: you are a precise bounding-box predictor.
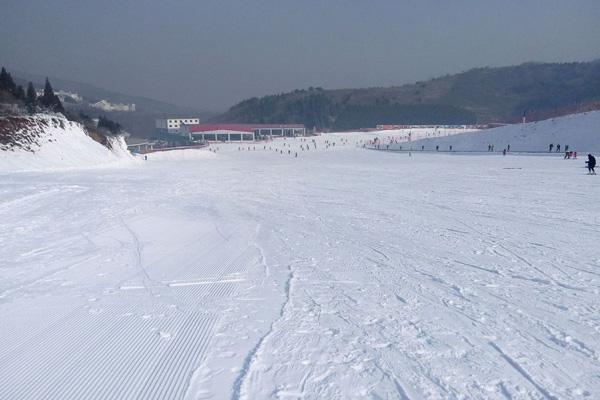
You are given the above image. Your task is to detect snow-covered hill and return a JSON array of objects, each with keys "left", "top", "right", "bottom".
[
  {"left": 401, "top": 111, "right": 600, "bottom": 152},
  {"left": 0, "top": 114, "right": 137, "bottom": 172}
]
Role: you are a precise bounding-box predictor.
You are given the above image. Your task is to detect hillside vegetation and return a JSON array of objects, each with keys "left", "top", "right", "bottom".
[
  {"left": 213, "top": 61, "right": 600, "bottom": 130},
  {"left": 12, "top": 69, "right": 217, "bottom": 138},
  {"left": 1, "top": 66, "right": 130, "bottom": 155}
]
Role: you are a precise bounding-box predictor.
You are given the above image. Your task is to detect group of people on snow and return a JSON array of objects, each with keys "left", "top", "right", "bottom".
[{"left": 549, "top": 143, "right": 568, "bottom": 153}]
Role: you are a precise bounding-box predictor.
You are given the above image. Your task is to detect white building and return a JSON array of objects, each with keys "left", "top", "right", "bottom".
[
  {"left": 36, "top": 90, "right": 83, "bottom": 104},
  {"left": 90, "top": 100, "right": 136, "bottom": 112},
  {"left": 180, "top": 123, "right": 306, "bottom": 142},
  {"left": 155, "top": 118, "right": 200, "bottom": 135}
]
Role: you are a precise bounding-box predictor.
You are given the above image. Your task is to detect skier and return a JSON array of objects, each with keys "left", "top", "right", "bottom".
[
  {"left": 549, "top": 143, "right": 554, "bottom": 152},
  {"left": 507, "top": 144, "right": 510, "bottom": 152},
  {"left": 436, "top": 145, "right": 439, "bottom": 151},
  {"left": 556, "top": 144, "right": 561, "bottom": 152},
  {"left": 586, "top": 154, "right": 596, "bottom": 174},
  {"left": 503, "top": 149, "right": 506, "bottom": 156}
]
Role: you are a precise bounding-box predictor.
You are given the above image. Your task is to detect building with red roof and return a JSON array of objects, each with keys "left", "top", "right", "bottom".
[{"left": 180, "top": 123, "right": 306, "bottom": 142}]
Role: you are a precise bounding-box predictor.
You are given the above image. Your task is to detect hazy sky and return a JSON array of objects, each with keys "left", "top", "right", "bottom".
[{"left": 1, "top": 0, "right": 599, "bottom": 111}]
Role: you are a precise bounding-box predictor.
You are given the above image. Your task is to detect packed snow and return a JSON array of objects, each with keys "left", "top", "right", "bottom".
[
  {"left": 348, "top": 126, "right": 481, "bottom": 145},
  {"left": 0, "top": 114, "right": 137, "bottom": 172},
  {"left": 1, "top": 116, "right": 600, "bottom": 399},
  {"left": 388, "top": 111, "right": 600, "bottom": 153}
]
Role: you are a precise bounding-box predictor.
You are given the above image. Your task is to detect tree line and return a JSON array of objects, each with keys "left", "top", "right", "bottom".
[
  {"left": 215, "top": 61, "right": 600, "bottom": 129},
  {"left": 1, "top": 67, "right": 65, "bottom": 113},
  {"left": 1, "top": 66, "right": 122, "bottom": 135}
]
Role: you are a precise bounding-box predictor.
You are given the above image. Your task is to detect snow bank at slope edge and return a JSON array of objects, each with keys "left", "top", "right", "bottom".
[
  {"left": 0, "top": 113, "right": 139, "bottom": 173},
  {"left": 143, "top": 147, "right": 217, "bottom": 161},
  {"left": 407, "top": 111, "right": 600, "bottom": 152}
]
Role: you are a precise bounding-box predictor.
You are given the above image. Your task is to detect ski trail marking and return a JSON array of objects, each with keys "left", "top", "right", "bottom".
[
  {"left": 232, "top": 264, "right": 294, "bottom": 400},
  {"left": 489, "top": 342, "right": 558, "bottom": 400}
]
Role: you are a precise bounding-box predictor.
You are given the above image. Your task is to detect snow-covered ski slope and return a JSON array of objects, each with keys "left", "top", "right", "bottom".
[
  {"left": 351, "top": 126, "right": 481, "bottom": 144},
  {"left": 0, "top": 114, "right": 137, "bottom": 172},
  {"left": 392, "top": 111, "right": 600, "bottom": 152},
  {"left": 1, "top": 125, "right": 600, "bottom": 399}
]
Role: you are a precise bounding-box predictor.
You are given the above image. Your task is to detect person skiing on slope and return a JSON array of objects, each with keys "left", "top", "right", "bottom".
[
  {"left": 557, "top": 144, "right": 561, "bottom": 152},
  {"left": 549, "top": 143, "right": 554, "bottom": 152},
  {"left": 586, "top": 154, "right": 596, "bottom": 174}
]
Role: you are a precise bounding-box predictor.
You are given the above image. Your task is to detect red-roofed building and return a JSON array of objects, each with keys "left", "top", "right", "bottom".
[{"left": 180, "top": 123, "right": 306, "bottom": 142}]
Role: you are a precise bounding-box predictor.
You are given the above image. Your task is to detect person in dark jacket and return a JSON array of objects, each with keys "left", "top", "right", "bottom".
[{"left": 587, "top": 154, "right": 596, "bottom": 174}]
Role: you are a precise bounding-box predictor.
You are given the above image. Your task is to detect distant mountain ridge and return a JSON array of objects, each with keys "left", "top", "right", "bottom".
[
  {"left": 213, "top": 60, "right": 600, "bottom": 130},
  {"left": 10, "top": 70, "right": 218, "bottom": 138}
]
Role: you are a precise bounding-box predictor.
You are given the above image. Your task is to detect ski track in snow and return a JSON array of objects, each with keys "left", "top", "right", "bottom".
[{"left": 1, "top": 131, "right": 600, "bottom": 399}]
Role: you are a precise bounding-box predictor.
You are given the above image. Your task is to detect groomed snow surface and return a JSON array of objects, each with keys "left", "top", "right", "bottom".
[{"left": 2, "top": 118, "right": 600, "bottom": 399}]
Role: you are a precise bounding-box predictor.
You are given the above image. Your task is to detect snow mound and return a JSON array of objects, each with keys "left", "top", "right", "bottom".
[
  {"left": 0, "top": 114, "right": 138, "bottom": 173},
  {"left": 406, "top": 111, "right": 600, "bottom": 152},
  {"left": 143, "top": 148, "right": 217, "bottom": 161}
]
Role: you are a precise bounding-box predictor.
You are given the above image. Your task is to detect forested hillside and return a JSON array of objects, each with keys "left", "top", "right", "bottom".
[
  {"left": 11, "top": 69, "right": 217, "bottom": 138},
  {"left": 213, "top": 60, "right": 600, "bottom": 130}
]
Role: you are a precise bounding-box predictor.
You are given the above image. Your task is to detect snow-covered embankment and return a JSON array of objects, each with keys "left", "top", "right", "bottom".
[
  {"left": 0, "top": 114, "right": 137, "bottom": 172},
  {"left": 406, "top": 111, "right": 600, "bottom": 152}
]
